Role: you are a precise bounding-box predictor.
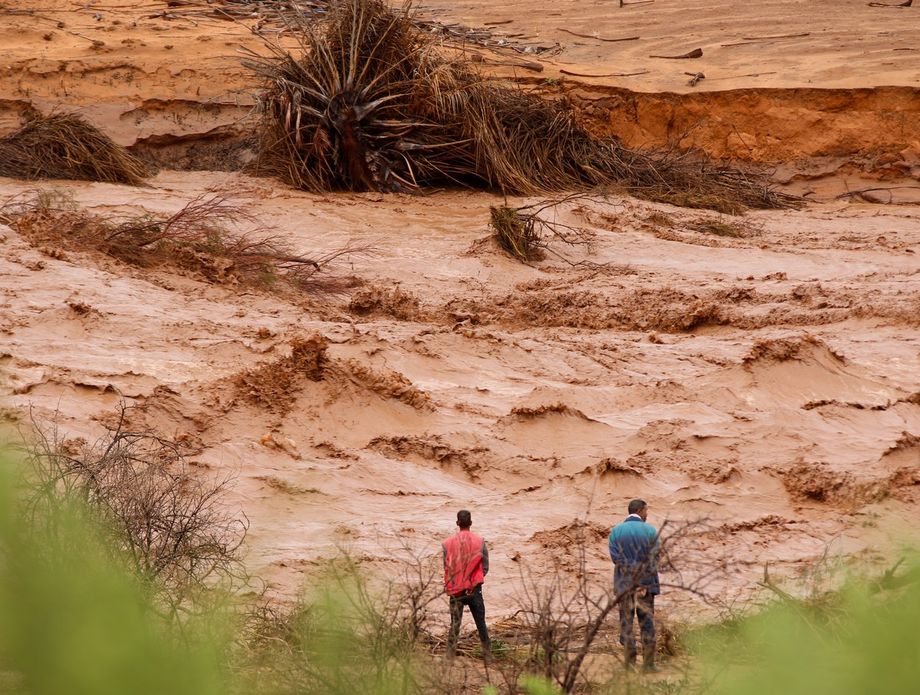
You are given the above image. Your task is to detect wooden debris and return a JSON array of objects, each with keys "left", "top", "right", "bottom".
[
  {"left": 722, "top": 32, "right": 810, "bottom": 47},
  {"left": 209, "top": 0, "right": 560, "bottom": 55},
  {"left": 650, "top": 47, "right": 703, "bottom": 59},
  {"left": 559, "top": 68, "right": 649, "bottom": 77},
  {"left": 557, "top": 28, "right": 640, "bottom": 42}
]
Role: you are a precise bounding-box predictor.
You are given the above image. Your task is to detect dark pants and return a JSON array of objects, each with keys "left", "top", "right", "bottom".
[
  {"left": 446, "top": 584, "right": 491, "bottom": 658},
  {"left": 618, "top": 589, "right": 655, "bottom": 667}
]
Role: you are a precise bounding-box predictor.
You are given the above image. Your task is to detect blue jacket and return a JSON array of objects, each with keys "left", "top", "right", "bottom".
[{"left": 608, "top": 516, "right": 660, "bottom": 595}]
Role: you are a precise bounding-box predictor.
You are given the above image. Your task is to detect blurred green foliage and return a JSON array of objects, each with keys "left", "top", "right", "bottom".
[
  {"left": 694, "top": 561, "right": 920, "bottom": 695},
  {"left": 0, "top": 453, "right": 230, "bottom": 695},
  {"left": 2, "top": 442, "right": 918, "bottom": 695}
]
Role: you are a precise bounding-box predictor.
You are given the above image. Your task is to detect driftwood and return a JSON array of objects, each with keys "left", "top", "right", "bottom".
[
  {"left": 557, "top": 28, "right": 640, "bottom": 43},
  {"left": 559, "top": 69, "right": 649, "bottom": 78},
  {"left": 721, "top": 32, "right": 811, "bottom": 47},
  {"left": 650, "top": 47, "right": 703, "bottom": 59}
]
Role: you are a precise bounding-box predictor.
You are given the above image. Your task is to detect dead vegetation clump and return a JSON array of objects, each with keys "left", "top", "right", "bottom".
[
  {"left": 256, "top": 474, "right": 323, "bottom": 496},
  {"left": 0, "top": 112, "right": 151, "bottom": 185},
  {"left": 687, "top": 216, "right": 755, "bottom": 238},
  {"left": 348, "top": 284, "right": 422, "bottom": 320},
  {"left": 248, "top": 0, "right": 793, "bottom": 211},
  {"left": 0, "top": 190, "right": 352, "bottom": 290},
  {"left": 234, "top": 334, "right": 329, "bottom": 413},
  {"left": 489, "top": 195, "right": 599, "bottom": 263}
]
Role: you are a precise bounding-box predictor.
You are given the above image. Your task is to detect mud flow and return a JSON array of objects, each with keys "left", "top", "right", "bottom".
[{"left": 1, "top": 0, "right": 918, "bottom": 622}]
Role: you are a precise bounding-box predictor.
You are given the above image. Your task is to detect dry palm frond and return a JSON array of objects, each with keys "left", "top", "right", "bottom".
[
  {"left": 0, "top": 112, "right": 151, "bottom": 185},
  {"left": 248, "top": 0, "right": 795, "bottom": 211}
]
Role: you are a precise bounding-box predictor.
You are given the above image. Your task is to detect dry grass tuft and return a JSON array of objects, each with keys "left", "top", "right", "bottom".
[
  {"left": 0, "top": 112, "right": 151, "bottom": 185},
  {"left": 509, "top": 403, "right": 591, "bottom": 419},
  {"left": 247, "top": 0, "right": 795, "bottom": 211}
]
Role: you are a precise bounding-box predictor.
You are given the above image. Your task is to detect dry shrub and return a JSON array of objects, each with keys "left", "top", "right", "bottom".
[
  {"left": 238, "top": 548, "right": 445, "bottom": 695},
  {"left": 256, "top": 475, "right": 322, "bottom": 496},
  {"left": 348, "top": 284, "right": 422, "bottom": 320},
  {"left": 643, "top": 211, "right": 674, "bottom": 228},
  {"left": 490, "top": 195, "right": 602, "bottom": 265},
  {"left": 503, "top": 518, "right": 720, "bottom": 692},
  {"left": 25, "top": 405, "right": 247, "bottom": 618},
  {"left": 234, "top": 334, "right": 329, "bottom": 413},
  {"left": 1, "top": 190, "right": 352, "bottom": 290},
  {"left": 248, "top": 0, "right": 794, "bottom": 211},
  {"left": 0, "top": 112, "right": 151, "bottom": 185}
]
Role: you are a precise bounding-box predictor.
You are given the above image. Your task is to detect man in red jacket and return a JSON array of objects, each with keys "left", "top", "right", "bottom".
[{"left": 443, "top": 509, "right": 491, "bottom": 659}]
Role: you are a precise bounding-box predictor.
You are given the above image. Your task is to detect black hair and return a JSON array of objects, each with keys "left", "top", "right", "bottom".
[
  {"left": 457, "top": 509, "right": 472, "bottom": 528},
  {"left": 627, "top": 499, "right": 647, "bottom": 515}
]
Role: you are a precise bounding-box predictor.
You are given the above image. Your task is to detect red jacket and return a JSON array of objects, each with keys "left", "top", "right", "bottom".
[{"left": 442, "top": 529, "right": 489, "bottom": 596}]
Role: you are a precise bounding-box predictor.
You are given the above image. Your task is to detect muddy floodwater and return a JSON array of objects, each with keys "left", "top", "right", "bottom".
[{"left": 1, "top": 0, "right": 919, "bottom": 622}]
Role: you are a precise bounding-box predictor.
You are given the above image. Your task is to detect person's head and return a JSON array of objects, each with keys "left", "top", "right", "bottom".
[
  {"left": 627, "top": 499, "right": 648, "bottom": 521},
  {"left": 456, "top": 509, "right": 472, "bottom": 529}
]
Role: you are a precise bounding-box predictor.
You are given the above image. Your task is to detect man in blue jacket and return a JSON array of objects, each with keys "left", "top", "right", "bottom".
[{"left": 608, "top": 499, "right": 661, "bottom": 672}]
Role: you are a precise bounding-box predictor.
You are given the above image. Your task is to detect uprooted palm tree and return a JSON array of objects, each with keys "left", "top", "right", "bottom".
[{"left": 247, "top": 0, "right": 794, "bottom": 211}]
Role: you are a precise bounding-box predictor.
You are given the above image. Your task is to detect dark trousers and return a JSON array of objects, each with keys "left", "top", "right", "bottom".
[
  {"left": 446, "top": 585, "right": 490, "bottom": 657},
  {"left": 618, "top": 589, "right": 655, "bottom": 666}
]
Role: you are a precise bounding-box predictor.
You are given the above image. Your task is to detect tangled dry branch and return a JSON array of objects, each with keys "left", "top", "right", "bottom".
[
  {"left": 24, "top": 405, "right": 248, "bottom": 619},
  {"left": 1, "top": 188, "right": 366, "bottom": 290}
]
